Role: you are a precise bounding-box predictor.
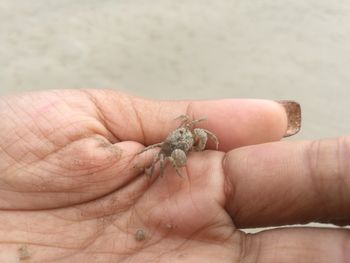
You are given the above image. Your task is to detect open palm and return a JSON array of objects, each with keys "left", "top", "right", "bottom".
[{"left": 0, "top": 90, "right": 348, "bottom": 262}]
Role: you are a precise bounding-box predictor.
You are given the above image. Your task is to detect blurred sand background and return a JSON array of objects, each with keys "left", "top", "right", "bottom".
[
  {"left": 0, "top": 0, "right": 349, "bottom": 231},
  {"left": 1, "top": 0, "right": 350, "bottom": 139}
]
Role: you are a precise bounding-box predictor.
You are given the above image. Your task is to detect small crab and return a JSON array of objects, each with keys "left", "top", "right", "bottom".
[{"left": 138, "top": 115, "right": 219, "bottom": 177}]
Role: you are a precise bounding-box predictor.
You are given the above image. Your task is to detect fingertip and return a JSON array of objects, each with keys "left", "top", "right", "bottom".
[{"left": 189, "top": 99, "right": 291, "bottom": 150}]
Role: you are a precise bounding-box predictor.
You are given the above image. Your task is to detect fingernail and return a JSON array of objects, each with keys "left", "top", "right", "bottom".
[{"left": 276, "top": 100, "right": 301, "bottom": 137}]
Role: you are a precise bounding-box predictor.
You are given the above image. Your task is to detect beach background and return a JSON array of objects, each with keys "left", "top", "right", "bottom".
[{"left": 0, "top": 0, "right": 349, "bottom": 231}]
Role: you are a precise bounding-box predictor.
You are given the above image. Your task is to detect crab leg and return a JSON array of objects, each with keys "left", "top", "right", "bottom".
[
  {"left": 145, "top": 152, "right": 161, "bottom": 177},
  {"left": 159, "top": 153, "right": 165, "bottom": 177},
  {"left": 137, "top": 142, "right": 163, "bottom": 155},
  {"left": 175, "top": 115, "right": 207, "bottom": 128}
]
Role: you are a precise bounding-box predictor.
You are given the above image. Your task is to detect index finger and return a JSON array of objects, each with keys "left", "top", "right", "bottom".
[{"left": 87, "top": 90, "right": 300, "bottom": 151}]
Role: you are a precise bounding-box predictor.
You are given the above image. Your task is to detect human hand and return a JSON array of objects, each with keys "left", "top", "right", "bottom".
[{"left": 0, "top": 90, "right": 348, "bottom": 262}]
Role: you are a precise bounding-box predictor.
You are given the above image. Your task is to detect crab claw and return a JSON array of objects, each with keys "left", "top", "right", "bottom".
[{"left": 193, "top": 128, "right": 219, "bottom": 151}]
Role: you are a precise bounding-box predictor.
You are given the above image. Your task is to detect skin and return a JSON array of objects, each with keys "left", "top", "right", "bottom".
[{"left": 0, "top": 89, "right": 348, "bottom": 262}]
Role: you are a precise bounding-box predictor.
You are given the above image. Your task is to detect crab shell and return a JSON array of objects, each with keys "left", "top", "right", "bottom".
[{"left": 160, "top": 127, "right": 194, "bottom": 157}]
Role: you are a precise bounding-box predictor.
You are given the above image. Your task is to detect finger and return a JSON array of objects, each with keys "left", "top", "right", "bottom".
[
  {"left": 224, "top": 137, "right": 350, "bottom": 228},
  {"left": 242, "top": 227, "right": 350, "bottom": 263},
  {"left": 85, "top": 90, "right": 300, "bottom": 151}
]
